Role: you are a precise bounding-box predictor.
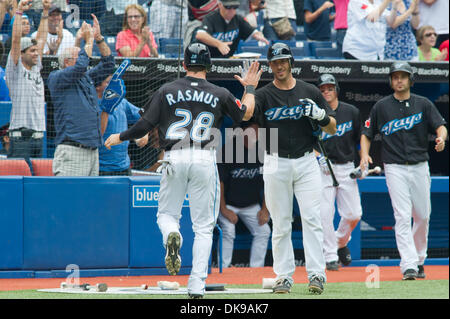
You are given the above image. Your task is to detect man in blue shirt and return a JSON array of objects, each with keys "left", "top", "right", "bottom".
[
  {"left": 304, "top": 0, "right": 335, "bottom": 41},
  {"left": 48, "top": 17, "right": 114, "bottom": 176},
  {"left": 95, "top": 75, "right": 147, "bottom": 176}
]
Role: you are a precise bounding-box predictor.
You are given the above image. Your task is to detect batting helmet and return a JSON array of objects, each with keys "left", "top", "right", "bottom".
[
  {"left": 317, "top": 73, "right": 339, "bottom": 93},
  {"left": 389, "top": 61, "right": 414, "bottom": 85},
  {"left": 267, "top": 42, "right": 295, "bottom": 66},
  {"left": 184, "top": 43, "right": 212, "bottom": 71}
]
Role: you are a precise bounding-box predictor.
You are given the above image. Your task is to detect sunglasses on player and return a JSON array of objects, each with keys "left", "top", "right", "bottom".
[{"left": 224, "top": 5, "right": 239, "bottom": 10}]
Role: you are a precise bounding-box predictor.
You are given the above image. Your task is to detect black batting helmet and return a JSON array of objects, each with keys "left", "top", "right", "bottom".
[
  {"left": 389, "top": 61, "right": 414, "bottom": 85},
  {"left": 184, "top": 43, "right": 212, "bottom": 71},
  {"left": 317, "top": 73, "right": 339, "bottom": 93},
  {"left": 267, "top": 42, "right": 295, "bottom": 66}
]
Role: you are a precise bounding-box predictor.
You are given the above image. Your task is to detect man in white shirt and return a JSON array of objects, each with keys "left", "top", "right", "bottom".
[
  {"left": 31, "top": 5, "right": 75, "bottom": 55},
  {"left": 342, "top": 0, "right": 391, "bottom": 60},
  {"left": 417, "top": 0, "right": 449, "bottom": 48},
  {"left": 5, "top": 0, "right": 49, "bottom": 159},
  {"left": 263, "top": 0, "right": 297, "bottom": 41}
]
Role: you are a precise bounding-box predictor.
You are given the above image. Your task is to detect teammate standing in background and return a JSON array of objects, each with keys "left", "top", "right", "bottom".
[
  {"left": 105, "top": 43, "right": 262, "bottom": 298},
  {"left": 315, "top": 74, "right": 362, "bottom": 271},
  {"left": 360, "top": 62, "right": 447, "bottom": 280},
  {"left": 243, "top": 42, "right": 337, "bottom": 294}
]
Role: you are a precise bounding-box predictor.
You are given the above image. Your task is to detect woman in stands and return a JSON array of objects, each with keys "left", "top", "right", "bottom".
[
  {"left": 416, "top": 25, "right": 448, "bottom": 61},
  {"left": 116, "top": 4, "right": 158, "bottom": 57}
]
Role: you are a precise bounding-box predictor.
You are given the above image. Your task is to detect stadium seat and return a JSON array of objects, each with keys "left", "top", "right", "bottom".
[
  {"left": 159, "top": 38, "right": 183, "bottom": 51},
  {"left": 237, "top": 39, "right": 267, "bottom": 53},
  {"left": 161, "top": 44, "right": 184, "bottom": 58},
  {"left": 0, "top": 158, "right": 32, "bottom": 176},
  {"left": 30, "top": 158, "right": 53, "bottom": 176},
  {"left": 315, "top": 47, "right": 342, "bottom": 59},
  {"left": 309, "top": 41, "right": 334, "bottom": 56},
  {"left": 105, "top": 36, "right": 117, "bottom": 56}
]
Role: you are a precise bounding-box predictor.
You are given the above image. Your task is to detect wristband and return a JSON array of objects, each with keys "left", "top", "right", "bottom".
[
  {"left": 245, "top": 85, "right": 256, "bottom": 95},
  {"left": 317, "top": 114, "right": 331, "bottom": 127},
  {"left": 412, "top": 12, "right": 419, "bottom": 16},
  {"left": 16, "top": 10, "right": 23, "bottom": 16},
  {"left": 41, "top": 15, "right": 49, "bottom": 19},
  {"left": 96, "top": 37, "right": 105, "bottom": 44}
]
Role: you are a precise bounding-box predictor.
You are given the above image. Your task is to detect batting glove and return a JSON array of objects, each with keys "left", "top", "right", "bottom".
[
  {"left": 303, "top": 98, "right": 326, "bottom": 121},
  {"left": 316, "top": 154, "right": 330, "bottom": 175},
  {"left": 156, "top": 159, "right": 174, "bottom": 176}
]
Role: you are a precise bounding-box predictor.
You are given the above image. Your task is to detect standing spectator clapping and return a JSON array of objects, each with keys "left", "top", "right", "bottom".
[{"left": 416, "top": 25, "right": 447, "bottom": 61}]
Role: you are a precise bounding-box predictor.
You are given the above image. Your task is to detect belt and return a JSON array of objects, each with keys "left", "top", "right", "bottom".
[
  {"left": 61, "top": 139, "right": 97, "bottom": 151},
  {"left": 9, "top": 130, "right": 44, "bottom": 139},
  {"left": 269, "top": 150, "right": 312, "bottom": 159}
]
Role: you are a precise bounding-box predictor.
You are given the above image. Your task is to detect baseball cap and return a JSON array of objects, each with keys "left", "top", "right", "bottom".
[
  {"left": 221, "top": 0, "right": 240, "bottom": 7},
  {"left": 49, "top": 5, "right": 62, "bottom": 15},
  {"left": 20, "top": 37, "right": 37, "bottom": 52}
]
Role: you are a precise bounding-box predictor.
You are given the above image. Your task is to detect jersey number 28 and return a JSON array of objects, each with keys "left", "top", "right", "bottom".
[{"left": 166, "top": 108, "right": 215, "bottom": 142}]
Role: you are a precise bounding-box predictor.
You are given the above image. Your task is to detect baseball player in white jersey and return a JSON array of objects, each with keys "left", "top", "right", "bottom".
[
  {"left": 315, "top": 74, "right": 363, "bottom": 271},
  {"left": 244, "top": 43, "right": 337, "bottom": 294},
  {"left": 360, "top": 62, "right": 447, "bottom": 280},
  {"left": 105, "top": 43, "right": 262, "bottom": 298}
]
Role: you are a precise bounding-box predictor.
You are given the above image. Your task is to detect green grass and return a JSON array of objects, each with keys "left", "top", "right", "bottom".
[{"left": 0, "top": 280, "right": 448, "bottom": 299}]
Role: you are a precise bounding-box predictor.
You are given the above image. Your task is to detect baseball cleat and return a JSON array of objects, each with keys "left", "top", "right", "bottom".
[
  {"left": 337, "top": 246, "right": 352, "bottom": 266},
  {"left": 417, "top": 265, "right": 426, "bottom": 279},
  {"left": 272, "top": 278, "right": 292, "bottom": 294},
  {"left": 326, "top": 261, "right": 339, "bottom": 271},
  {"left": 308, "top": 275, "right": 324, "bottom": 295},
  {"left": 188, "top": 293, "right": 204, "bottom": 299},
  {"left": 165, "top": 232, "right": 181, "bottom": 276},
  {"left": 402, "top": 269, "right": 417, "bottom": 280}
]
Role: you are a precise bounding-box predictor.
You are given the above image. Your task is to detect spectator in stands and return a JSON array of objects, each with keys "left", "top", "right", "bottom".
[
  {"left": 0, "top": 122, "right": 10, "bottom": 156},
  {"left": 48, "top": 17, "right": 114, "bottom": 176},
  {"left": 218, "top": 122, "right": 271, "bottom": 268},
  {"left": 303, "top": 0, "right": 335, "bottom": 41},
  {"left": 333, "top": 0, "right": 349, "bottom": 56},
  {"left": 184, "top": 0, "right": 219, "bottom": 50},
  {"left": 0, "top": 62, "right": 10, "bottom": 101},
  {"left": 240, "top": 0, "right": 266, "bottom": 29},
  {"left": 262, "top": 0, "right": 297, "bottom": 41},
  {"left": 100, "top": 0, "right": 138, "bottom": 37},
  {"left": 416, "top": 25, "right": 448, "bottom": 61},
  {"left": 31, "top": 4, "right": 75, "bottom": 55},
  {"left": 384, "top": 0, "right": 420, "bottom": 61},
  {"left": 195, "top": 0, "right": 269, "bottom": 58},
  {"left": 439, "top": 39, "right": 449, "bottom": 61},
  {"left": 342, "top": 0, "right": 392, "bottom": 60},
  {"left": 0, "top": 0, "right": 16, "bottom": 35},
  {"left": 417, "top": 0, "right": 448, "bottom": 48},
  {"left": 27, "top": 0, "right": 66, "bottom": 33},
  {"left": 149, "top": 0, "right": 187, "bottom": 45},
  {"left": 5, "top": 0, "right": 49, "bottom": 159},
  {"left": 116, "top": 4, "right": 158, "bottom": 58},
  {"left": 95, "top": 75, "right": 148, "bottom": 176}
]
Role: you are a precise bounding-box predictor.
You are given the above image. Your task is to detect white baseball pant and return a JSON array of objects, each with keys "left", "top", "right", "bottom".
[
  {"left": 263, "top": 152, "right": 326, "bottom": 284},
  {"left": 320, "top": 162, "right": 362, "bottom": 263},
  {"left": 218, "top": 203, "right": 271, "bottom": 268},
  {"left": 156, "top": 148, "right": 220, "bottom": 296},
  {"left": 384, "top": 161, "right": 431, "bottom": 274}
]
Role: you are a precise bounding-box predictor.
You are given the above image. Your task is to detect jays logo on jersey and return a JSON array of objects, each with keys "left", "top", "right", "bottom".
[
  {"left": 381, "top": 113, "right": 423, "bottom": 135},
  {"left": 230, "top": 168, "right": 261, "bottom": 179},
  {"left": 212, "top": 29, "right": 239, "bottom": 42},
  {"left": 322, "top": 121, "right": 352, "bottom": 140},
  {"left": 264, "top": 99, "right": 314, "bottom": 121}
]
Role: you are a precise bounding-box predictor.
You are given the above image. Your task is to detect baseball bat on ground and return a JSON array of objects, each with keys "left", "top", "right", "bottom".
[{"left": 60, "top": 282, "right": 108, "bottom": 292}]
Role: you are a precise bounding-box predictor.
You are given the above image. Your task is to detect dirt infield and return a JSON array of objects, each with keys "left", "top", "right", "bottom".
[{"left": 0, "top": 265, "right": 448, "bottom": 291}]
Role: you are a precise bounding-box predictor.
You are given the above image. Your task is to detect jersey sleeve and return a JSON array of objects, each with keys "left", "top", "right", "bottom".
[
  {"left": 199, "top": 14, "right": 215, "bottom": 36},
  {"left": 424, "top": 97, "right": 447, "bottom": 131},
  {"left": 142, "top": 89, "right": 163, "bottom": 127},
  {"left": 362, "top": 103, "right": 378, "bottom": 140},
  {"left": 221, "top": 90, "right": 247, "bottom": 125}
]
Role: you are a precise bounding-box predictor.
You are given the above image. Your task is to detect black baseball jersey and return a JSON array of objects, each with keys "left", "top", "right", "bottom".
[
  {"left": 140, "top": 76, "right": 246, "bottom": 151},
  {"left": 254, "top": 80, "right": 335, "bottom": 158},
  {"left": 199, "top": 10, "right": 255, "bottom": 58},
  {"left": 362, "top": 93, "right": 446, "bottom": 164},
  {"left": 218, "top": 140, "right": 264, "bottom": 208},
  {"left": 320, "top": 102, "right": 361, "bottom": 164}
]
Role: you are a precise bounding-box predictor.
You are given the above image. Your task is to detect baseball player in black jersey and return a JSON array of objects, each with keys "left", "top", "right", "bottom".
[
  {"left": 195, "top": 0, "right": 269, "bottom": 58},
  {"left": 218, "top": 122, "right": 270, "bottom": 268},
  {"left": 360, "top": 62, "right": 447, "bottom": 280},
  {"left": 243, "top": 43, "right": 337, "bottom": 294},
  {"left": 315, "top": 74, "right": 363, "bottom": 271},
  {"left": 105, "top": 43, "right": 263, "bottom": 298}
]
